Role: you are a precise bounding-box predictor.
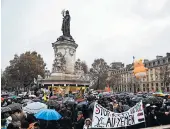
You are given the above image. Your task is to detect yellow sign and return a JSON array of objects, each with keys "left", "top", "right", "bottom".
[{"left": 48, "top": 86, "right": 87, "bottom": 95}]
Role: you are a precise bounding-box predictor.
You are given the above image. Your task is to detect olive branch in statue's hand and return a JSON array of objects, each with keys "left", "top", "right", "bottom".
[{"left": 61, "top": 9, "right": 65, "bottom": 17}]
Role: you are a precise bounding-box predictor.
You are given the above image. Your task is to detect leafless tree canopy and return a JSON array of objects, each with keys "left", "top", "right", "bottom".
[{"left": 89, "top": 58, "right": 109, "bottom": 90}]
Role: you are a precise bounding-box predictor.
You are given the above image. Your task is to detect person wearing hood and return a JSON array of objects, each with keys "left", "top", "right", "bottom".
[
  {"left": 83, "top": 118, "right": 92, "bottom": 129},
  {"left": 73, "top": 111, "right": 84, "bottom": 129}
]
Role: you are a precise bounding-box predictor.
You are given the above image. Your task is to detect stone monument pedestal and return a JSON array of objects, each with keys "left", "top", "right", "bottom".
[
  {"left": 41, "top": 38, "right": 89, "bottom": 94},
  {"left": 51, "top": 39, "right": 78, "bottom": 75},
  {"left": 39, "top": 10, "right": 89, "bottom": 94}
]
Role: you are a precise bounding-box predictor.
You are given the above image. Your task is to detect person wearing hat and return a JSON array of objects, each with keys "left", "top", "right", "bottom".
[
  {"left": 83, "top": 118, "right": 92, "bottom": 129},
  {"left": 73, "top": 111, "right": 84, "bottom": 129}
]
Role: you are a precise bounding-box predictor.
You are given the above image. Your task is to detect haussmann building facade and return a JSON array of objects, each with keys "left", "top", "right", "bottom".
[{"left": 108, "top": 53, "right": 170, "bottom": 93}]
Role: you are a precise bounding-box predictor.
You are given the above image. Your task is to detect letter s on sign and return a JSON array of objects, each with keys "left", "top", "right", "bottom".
[{"left": 95, "top": 104, "right": 100, "bottom": 114}]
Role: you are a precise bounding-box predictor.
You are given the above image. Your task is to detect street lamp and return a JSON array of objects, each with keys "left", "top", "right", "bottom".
[{"left": 45, "top": 68, "right": 52, "bottom": 96}]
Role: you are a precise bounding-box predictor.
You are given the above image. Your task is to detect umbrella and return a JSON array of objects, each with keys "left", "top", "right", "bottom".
[
  {"left": 46, "top": 100, "right": 59, "bottom": 107},
  {"left": 103, "top": 92, "right": 111, "bottom": 95},
  {"left": 32, "top": 98, "right": 41, "bottom": 102},
  {"left": 1, "top": 107, "right": 11, "bottom": 113},
  {"left": 165, "top": 99, "right": 170, "bottom": 105},
  {"left": 77, "top": 101, "right": 88, "bottom": 108},
  {"left": 50, "top": 96, "right": 58, "bottom": 99},
  {"left": 1, "top": 93, "right": 9, "bottom": 98},
  {"left": 8, "top": 96, "right": 21, "bottom": 99},
  {"left": 98, "top": 93, "right": 103, "bottom": 97},
  {"left": 35, "top": 109, "right": 62, "bottom": 121},
  {"left": 122, "top": 105, "right": 130, "bottom": 111},
  {"left": 76, "top": 98, "right": 85, "bottom": 103},
  {"left": 63, "top": 97, "right": 76, "bottom": 104},
  {"left": 8, "top": 103, "right": 22, "bottom": 111},
  {"left": 29, "top": 95, "right": 36, "bottom": 98},
  {"left": 23, "top": 102, "right": 47, "bottom": 114},
  {"left": 1, "top": 97, "right": 5, "bottom": 101},
  {"left": 153, "top": 92, "right": 165, "bottom": 97},
  {"left": 131, "top": 97, "right": 144, "bottom": 102},
  {"left": 144, "top": 96, "right": 163, "bottom": 104},
  {"left": 21, "top": 99, "right": 34, "bottom": 104}
]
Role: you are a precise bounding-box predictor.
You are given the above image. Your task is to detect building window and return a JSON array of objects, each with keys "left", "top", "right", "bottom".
[
  {"left": 143, "top": 88, "right": 145, "bottom": 91},
  {"left": 143, "top": 84, "right": 145, "bottom": 87},
  {"left": 151, "top": 74, "right": 153, "bottom": 80},
  {"left": 147, "top": 84, "right": 149, "bottom": 87},
  {"left": 149, "top": 63, "right": 151, "bottom": 66},
  {"left": 152, "top": 83, "right": 153, "bottom": 86},
  {"left": 168, "top": 58, "right": 170, "bottom": 62},
  {"left": 138, "top": 88, "right": 140, "bottom": 92},
  {"left": 161, "top": 83, "right": 163, "bottom": 86},
  {"left": 163, "top": 60, "right": 165, "bottom": 63},
  {"left": 147, "top": 75, "right": 149, "bottom": 81},
  {"left": 156, "top": 83, "right": 158, "bottom": 86},
  {"left": 155, "top": 75, "right": 158, "bottom": 79},
  {"left": 153, "top": 62, "right": 155, "bottom": 66}
]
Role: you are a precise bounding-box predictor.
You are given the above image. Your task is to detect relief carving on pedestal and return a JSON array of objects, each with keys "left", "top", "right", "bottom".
[
  {"left": 69, "top": 48, "right": 75, "bottom": 56},
  {"left": 52, "top": 52, "right": 66, "bottom": 73},
  {"left": 54, "top": 48, "right": 58, "bottom": 57},
  {"left": 74, "top": 59, "right": 84, "bottom": 75}
]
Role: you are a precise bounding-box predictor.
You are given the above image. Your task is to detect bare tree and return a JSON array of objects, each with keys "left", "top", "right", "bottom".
[
  {"left": 107, "top": 73, "right": 121, "bottom": 92},
  {"left": 89, "top": 58, "right": 109, "bottom": 90}
]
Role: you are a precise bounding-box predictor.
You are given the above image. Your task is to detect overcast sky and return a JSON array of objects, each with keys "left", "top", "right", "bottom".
[{"left": 1, "top": 0, "right": 170, "bottom": 71}]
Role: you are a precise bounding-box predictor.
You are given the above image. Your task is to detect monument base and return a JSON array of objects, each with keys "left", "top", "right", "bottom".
[
  {"left": 41, "top": 72, "right": 89, "bottom": 86},
  {"left": 50, "top": 72, "right": 83, "bottom": 81},
  {"left": 41, "top": 73, "right": 89, "bottom": 94}
]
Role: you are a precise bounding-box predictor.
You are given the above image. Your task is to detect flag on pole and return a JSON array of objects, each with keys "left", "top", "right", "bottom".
[{"left": 133, "top": 56, "right": 135, "bottom": 62}]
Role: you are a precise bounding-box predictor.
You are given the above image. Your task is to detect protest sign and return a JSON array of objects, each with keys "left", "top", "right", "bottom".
[{"left": 92, "top": 101, "right": 145, "bottom": 128}]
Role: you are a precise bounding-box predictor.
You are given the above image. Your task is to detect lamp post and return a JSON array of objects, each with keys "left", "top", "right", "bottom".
[{"left": 45, "top": 68, "right": 52, "bottom": 96}]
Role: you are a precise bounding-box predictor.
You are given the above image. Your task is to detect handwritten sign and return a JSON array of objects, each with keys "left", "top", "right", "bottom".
[{"left": 92, "top": 101, "right": 145, "bottom": 128}]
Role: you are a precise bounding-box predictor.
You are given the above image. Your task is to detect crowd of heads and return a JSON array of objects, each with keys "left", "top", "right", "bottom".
[{"left": 1, "top": 90, "right": 170, "bottom": 129}]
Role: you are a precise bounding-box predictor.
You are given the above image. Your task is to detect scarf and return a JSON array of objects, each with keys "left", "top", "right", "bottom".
[
  {"left": 77, "top": 115, "right": 84, "bottom": 121},
  {"left": 83, "top": 124, "right": 92, "bottom": 129}
]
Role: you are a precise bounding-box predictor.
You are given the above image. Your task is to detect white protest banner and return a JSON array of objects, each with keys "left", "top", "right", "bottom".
[{"left": 92, "top": 101, "right": 145, "bottom": 128}]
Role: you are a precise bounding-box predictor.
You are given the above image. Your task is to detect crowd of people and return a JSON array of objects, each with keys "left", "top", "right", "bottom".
[{"left": 1, "top": 89, "right": 170, "bottom": 129}]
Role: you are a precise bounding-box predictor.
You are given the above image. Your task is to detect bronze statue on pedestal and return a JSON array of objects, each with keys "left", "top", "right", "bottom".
[{"left": 57, "top": 10, "right": 74, "bottom": 42}]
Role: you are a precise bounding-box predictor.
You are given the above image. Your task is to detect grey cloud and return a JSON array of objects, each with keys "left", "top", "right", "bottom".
[
  {"left": 2, "top": 0, "right": 170, "bottom": 71},
  {"left": 131, "top": 0, "right": 170, "bottom": 20}
]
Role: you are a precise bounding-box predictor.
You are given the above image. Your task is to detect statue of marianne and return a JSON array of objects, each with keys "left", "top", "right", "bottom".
[
  {"left": 56, "top": 10, "right": 75, "bottom": 42},
  {"left": 61, "top": 10, "right": 71, "bottom": 37}
]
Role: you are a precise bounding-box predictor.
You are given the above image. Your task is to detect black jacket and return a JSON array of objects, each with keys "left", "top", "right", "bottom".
[{"left": 74, "top": 118, "right": 85, "bottom": 129}]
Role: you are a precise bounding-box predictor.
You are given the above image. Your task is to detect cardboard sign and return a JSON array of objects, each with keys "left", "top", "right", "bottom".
[{"left": 92, "top": 101, "right": 145, "bottom": 128}]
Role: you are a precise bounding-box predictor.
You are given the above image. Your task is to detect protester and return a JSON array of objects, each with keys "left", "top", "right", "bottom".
[
  {"left": 1, "top": 90, "right": 170, "bottom": 129},
  {"left": 83, "top": 118, "right": 92, "bottom": 129},
  {"left": 74, "top": 111, "right": 85, "bottom": 129}
]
